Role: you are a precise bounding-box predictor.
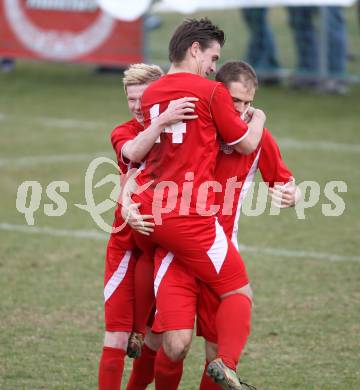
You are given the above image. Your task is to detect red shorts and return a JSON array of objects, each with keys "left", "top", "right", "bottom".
[
  {"left": 152, "top": 248, "right": 199, "bottom": 333},
  {"left": 104, "top": 237, "right": 136, "bottom": 332},
  {"left": 133, "top": 205, "right": 249, "bottom": 298},
  {"left": 151, "top": 249, "right": 245, "bottom": 344}
]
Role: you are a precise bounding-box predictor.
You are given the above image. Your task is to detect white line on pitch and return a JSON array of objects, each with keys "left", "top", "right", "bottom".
[
  {"left": 0, "top": 223, "right": 108, "bottom": 240},
  {"left": 278, "top": 138, "right": 360, "bottom": 153},
  {"left": 36, "top": 117, "right": 103, "bottom": 129},
  {"left": 1, "top": 138, "right": 360, "bottom": 168},
  {"left": 0, "top": 152, "right": 112, "bottom": 167},
  {"left": 1, "top": 223, "right": 359, "bottom": 263},
  {"left": 0, "top": 112, "right": 112, "bottom": 129},
  {"left": 237, "top": 244, "right": 360, "bottom": 262}
]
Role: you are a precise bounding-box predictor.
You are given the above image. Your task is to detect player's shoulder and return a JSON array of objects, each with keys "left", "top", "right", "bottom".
[{"left": 188, "top": 73, "right": 220, "bottom": 91}]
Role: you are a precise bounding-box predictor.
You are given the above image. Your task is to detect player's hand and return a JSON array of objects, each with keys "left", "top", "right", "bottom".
[
  {"left": 241, "top": 106, "right": 255, "bottom": 123},
  {"left": 242, "top": 106, "right": 266, "bottom": 126},
  {"left": 121, "top": 202, "right": 155, "bottom": 235},
  {"left": 252, "top": 108, "right": 266, "bottom": 123},
  {"left": 268, "top": 178, "right": 301, "bottom": 208},
  {"left": 159, "top": 97, "right": 198, "bottom": 126}
]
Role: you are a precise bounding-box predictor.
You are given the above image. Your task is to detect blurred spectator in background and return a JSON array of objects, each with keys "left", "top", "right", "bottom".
[
  {"left": 144, "top": 13, "right": 162, "bottom": 30},
  {"left": 288, "top": 6, "right": 348, "bottom": 94},
  {"left": 241, "top": 6, "right": 348, "bottom": 94},
  {"left": 241, "top": 7, "right": 281, "bottom": 84},
  {"left": 0, "top": 58, "right": 15, "bottom": 73}
]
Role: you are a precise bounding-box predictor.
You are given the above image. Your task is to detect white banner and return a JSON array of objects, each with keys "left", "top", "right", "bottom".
[
  {"left": 97, "top": 0, "right": 356, "bottom": 20},
  {"left": 154, "top": 0, "right": 356, "bottom": 13},
  {"left": 97, "top": 0, "right": 152, "bottom": 20}
]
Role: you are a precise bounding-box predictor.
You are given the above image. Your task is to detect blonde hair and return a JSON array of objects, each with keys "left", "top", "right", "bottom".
[{"left": 123, "top": 63, "right": 164, "bottom": 92}]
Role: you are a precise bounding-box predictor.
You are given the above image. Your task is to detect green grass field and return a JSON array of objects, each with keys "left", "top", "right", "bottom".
[{"left": 1, "top": 6, "right": 360, "bottom": 390}]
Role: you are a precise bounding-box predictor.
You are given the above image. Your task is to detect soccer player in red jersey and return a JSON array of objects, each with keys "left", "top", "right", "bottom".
[
  {"left": 127, "top": 19, "right": 266, "bottom": 389},
  {"left": 98, "top": 63, "right": 197, "bottom": 390},
  {"left": 150, "top": 61, "right": 300, "bottom": 389},
  {"left": 197, "top": 61, "right": 300, "bottom": 389}
]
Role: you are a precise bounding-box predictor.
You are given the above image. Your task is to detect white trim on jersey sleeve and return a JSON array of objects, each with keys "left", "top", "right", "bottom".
[
  {"left": 120, "top": 140, "right": 131, "bottom": 165},
  {"left": 226, "top": 127, "right": 251, "bottom": 146}
]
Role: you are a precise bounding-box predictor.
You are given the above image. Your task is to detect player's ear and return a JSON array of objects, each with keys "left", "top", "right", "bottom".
[{"left": 189, "top": 41, "right": 201, "bottom": 58}]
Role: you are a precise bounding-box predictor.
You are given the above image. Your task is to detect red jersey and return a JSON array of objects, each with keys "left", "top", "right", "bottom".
[
  {"left": 110, "top": 118, "right": 143, "bottom": 249},
  {"left": 136, "top": 72, "right": 249, "bottom": 216},
  {"left": 215, "top": 128, "right": 293, "bottom": 244}
]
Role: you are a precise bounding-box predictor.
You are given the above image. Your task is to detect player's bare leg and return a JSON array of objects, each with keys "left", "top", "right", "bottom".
[
  {"left": 154, "top": 329, "right": 193, "bottom": 390},
  {"left": 162, "top": 329, "right": 193, "bottom": 361},
  {"left": 220, "top": 284, "right": 253, "bottom": 301},
  {"left": 145, "top": 328, "right": 163, "bottom": 351},
  {"left": 104, "top": 331, "right": 130, "bottom": 350}
]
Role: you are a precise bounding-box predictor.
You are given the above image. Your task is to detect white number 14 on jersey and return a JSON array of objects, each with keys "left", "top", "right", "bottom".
[{"left": 150, "top": 103, "right": 187, "bottom": 144}]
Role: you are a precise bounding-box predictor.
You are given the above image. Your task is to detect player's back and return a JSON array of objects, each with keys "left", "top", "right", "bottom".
[{"left": 138, "top": 73, "right": 228, "bottom": 215}]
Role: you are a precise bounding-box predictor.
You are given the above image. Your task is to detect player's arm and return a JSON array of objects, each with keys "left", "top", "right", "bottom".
[
  {"left": 123, "top": 97, "right": 198, "bottom": 163},
  {"left": 111, "top": 123, "right": 140, "bottom": 168},
  {"left": 234, "top": 106, "right": 266, "bottom": 155},
  {"left": 258, "top": 129, "right": 301, "bottom": 208},
  {"left": 120, "top": 172, "right": 155, "bottom": 235},
  {"left": 210, "top": 84, "right": 265, "bottom": 155}
]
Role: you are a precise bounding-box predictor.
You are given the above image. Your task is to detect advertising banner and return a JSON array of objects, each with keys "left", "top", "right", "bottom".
[{"left": 0, "top": 0, "right": 144, "bottom": 66}]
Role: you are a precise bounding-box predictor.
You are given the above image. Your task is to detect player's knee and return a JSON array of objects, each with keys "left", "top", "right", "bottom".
[
  {"left": 103, "top": 331, "right": 129, "bottom": 351},
  {"left": 163, "top": 331, "right": 192, "bottom": 361},
  {"left": 145, "top": 328, "right": 162, "bottom": 351},
  {"left": 163, "top": 340, "right": 191, "bottom": 361}
]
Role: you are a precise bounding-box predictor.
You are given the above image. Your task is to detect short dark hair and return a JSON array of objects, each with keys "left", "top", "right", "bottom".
[
  {"left": 168, "top": 18, "right": 225, "bottom": 63},
  {"left": 216, "top": 60, "right": 258, "bottom": 89}
]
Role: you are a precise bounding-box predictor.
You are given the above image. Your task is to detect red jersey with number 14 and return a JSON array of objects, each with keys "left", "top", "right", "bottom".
[{"left": 136, "top": 72, "right": 249, "bottom": 216}]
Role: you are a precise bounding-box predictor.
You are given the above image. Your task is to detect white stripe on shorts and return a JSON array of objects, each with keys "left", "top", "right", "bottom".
[
  {"left": 207, "top": 219, "right": 228, "bottom": 274},
  {"left": 154, "top": 252, "right": 175, "bottom": 297},
  {"left": 104, "top": 250, "right": 132, "bottom": 302}
]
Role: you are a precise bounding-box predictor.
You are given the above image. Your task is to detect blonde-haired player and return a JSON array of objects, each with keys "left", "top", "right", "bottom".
[{"left": 98, "top": 63, "right": 197, "bottom": 390}]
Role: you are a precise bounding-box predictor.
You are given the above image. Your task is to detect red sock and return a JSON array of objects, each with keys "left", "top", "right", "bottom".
[
  {"left": 98, "top": 347, "right": 125, "bottom": 390},
  {"left": 126, "top": 344, "right": 157, "bottom": 390},
  {"left": 200, "top": 361, "right": 221, "bottom": 390},
  {"left": 134, "top": 254, "right": 155, "bottom": 335},
  {"left": 154, "top": 347, "right": 183, "bottom": 390},
  {"left": 216, "top": 294, "right": 251, "bottom": 370}
]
